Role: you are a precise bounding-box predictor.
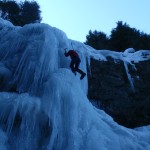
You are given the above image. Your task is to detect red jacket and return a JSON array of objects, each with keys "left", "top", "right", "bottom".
[{"left": 65, "top": 50, "right": 79, "bottom": 59}]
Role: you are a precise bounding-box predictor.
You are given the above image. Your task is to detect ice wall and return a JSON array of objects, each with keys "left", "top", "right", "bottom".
[{"left": 0, "top": 19, "right": 150, "bottom": 150}]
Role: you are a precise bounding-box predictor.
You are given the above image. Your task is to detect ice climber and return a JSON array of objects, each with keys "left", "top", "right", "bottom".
[{"left": 64, "top": 49, "right": 86, "bottom": 80}]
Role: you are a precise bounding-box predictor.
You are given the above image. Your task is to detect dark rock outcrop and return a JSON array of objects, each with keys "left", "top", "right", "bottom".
[{"left": 88, "top": 57, "right": 150, "bottom": 128}]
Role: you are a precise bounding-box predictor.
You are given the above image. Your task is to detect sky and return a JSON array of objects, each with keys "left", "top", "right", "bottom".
[{"left": 37, "top": 0, "right": 150, "bottom": 42}]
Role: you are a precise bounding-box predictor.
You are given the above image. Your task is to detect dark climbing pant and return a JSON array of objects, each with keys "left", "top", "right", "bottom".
[{"left": 70, "top": 57, "right": 85, "bottom": 75}]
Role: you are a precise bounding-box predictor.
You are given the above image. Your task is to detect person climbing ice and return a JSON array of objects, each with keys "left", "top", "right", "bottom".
[{"left": 64, "top": 48, "right": 86, "bottom": 80}]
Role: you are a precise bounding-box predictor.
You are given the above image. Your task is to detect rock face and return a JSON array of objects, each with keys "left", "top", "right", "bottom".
[{"left": 88, "top": 57, "right": 150, "bottom": 128}]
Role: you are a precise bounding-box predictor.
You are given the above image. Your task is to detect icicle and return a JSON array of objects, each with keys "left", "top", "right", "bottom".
[{"left": 123, "top": 61, "right": 135, "bottom": 93}]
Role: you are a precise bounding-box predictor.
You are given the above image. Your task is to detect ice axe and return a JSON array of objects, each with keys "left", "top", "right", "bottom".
[
  {"left": 71, "top": 42, "right": 74, "bottom": 49},
  {"left": 64, "top": 48, "right": 67, "bottom": 54}
]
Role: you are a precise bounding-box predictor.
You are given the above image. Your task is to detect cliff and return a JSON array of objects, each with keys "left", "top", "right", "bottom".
[{"left": 88, "top": 55, "right": 150, "bottom": 128}]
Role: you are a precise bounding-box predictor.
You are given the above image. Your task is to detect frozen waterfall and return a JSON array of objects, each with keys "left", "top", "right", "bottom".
[{"left": 0, "top": 19, "right": 150, "bottom": 150}]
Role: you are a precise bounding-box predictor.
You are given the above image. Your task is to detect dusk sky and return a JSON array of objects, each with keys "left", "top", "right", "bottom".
[{"left": 37, "top": 0, "right": 150, "bottom": 42}]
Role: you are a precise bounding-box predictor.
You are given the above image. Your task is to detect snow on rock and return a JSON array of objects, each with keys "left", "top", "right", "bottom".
[
  {"left": 0, "top": 18, "right": 14, "bottom": 28},
  {"left": 0, "top": 18, "right": 150, "bottom": 150},
  {"left": 123, "top": 48, "right": 135, "bottom": 55}
]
